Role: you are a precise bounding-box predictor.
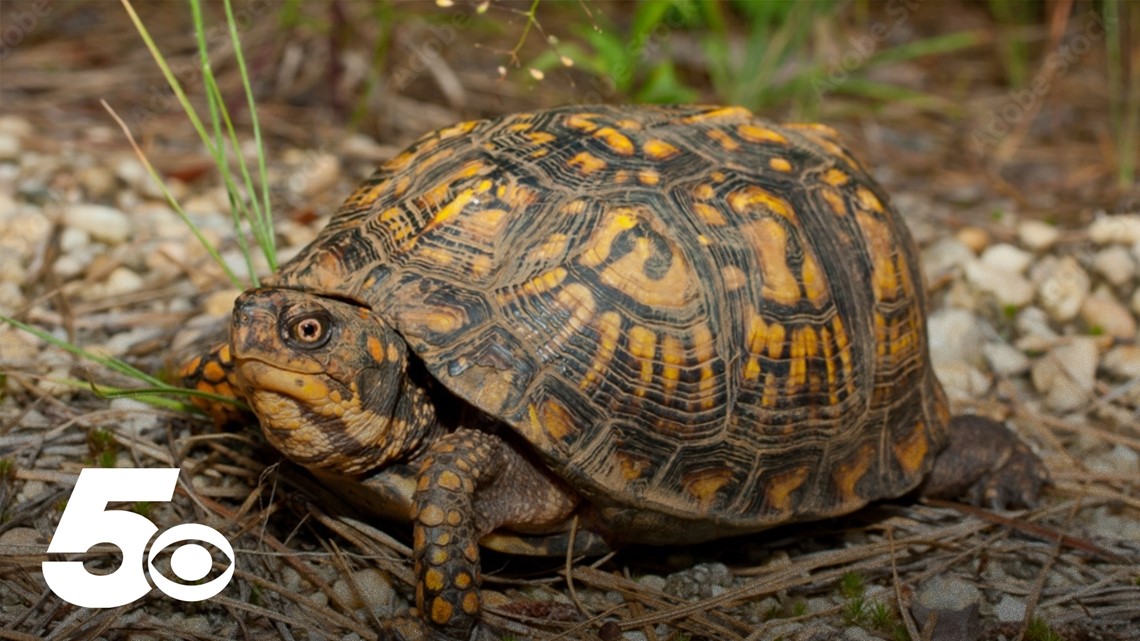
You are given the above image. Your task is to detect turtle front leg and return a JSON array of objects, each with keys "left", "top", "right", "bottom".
[{"left": 410, "top": 429, "right": 580, "bottom": 639}]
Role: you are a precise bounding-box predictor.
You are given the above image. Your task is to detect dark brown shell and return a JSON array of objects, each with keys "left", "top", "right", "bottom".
[{"left": 276, "top": 104, "right": 950, "bottom": 541}]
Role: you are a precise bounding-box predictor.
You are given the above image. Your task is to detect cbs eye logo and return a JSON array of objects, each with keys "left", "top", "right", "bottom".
[{"left": 43, "top": 468, "right": 235, "bottom": 607}]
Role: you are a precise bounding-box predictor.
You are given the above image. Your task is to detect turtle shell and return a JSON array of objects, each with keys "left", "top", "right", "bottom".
[{"left": 274, "top": 104, "right": 950, "bottom": 542}]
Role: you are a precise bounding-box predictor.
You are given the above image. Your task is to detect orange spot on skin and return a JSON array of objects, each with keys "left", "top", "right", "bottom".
[
  {"left": 437, "top": 470, "right": 462, "bottom": 491},
  {"left": 202, "top": 360, "right": 227, "bottom": 384},
  {"left": 453, "top": 572, "right": 473, "bottom": 589},
  {"left": 419, "top": 505, "right": 446, "bottom": 527},
  {"left": 424, "top": 568, "right": 445, "bottom": 592},
  {"left": 765, "top": 466, "right": 809, "bottom": 514},
  {"left": 461, "top": 590, "right": 480, "bottom": 614},
  {"left": 893, "top": 421, "right": 929, "bottom": 475},
  {"left": 431, "top": 597, "right": 454, "bottom": 625}
]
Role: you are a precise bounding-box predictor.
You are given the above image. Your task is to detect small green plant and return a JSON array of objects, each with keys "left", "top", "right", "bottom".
[
  {"left": 133, "top": 501, "right": 153, "bottom": 519},
  {"left": 791, "top": 598, "right": 808, "bottom": 617},
  {"left": 87, "top": 429, "right": 119, "bottom": 468},
  {"left": 839, "top": 571, "right": 866, "bottom": 599},
  {"left": 841, "top": 595, "right": 868, "bottom": 626},
  {"left": 0, "top": 458, "right": 14, "bottom": 481},
  {"left": 1104, "top": 0, "right": 1139, "bottom": 189},
  {"left": 1025, "top": 616, "right": 1064, "bottom": 641}
]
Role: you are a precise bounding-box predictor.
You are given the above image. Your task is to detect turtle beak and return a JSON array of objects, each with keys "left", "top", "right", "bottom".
[{"left": 229, "top": 289, "right": 282, "bottom": 362}]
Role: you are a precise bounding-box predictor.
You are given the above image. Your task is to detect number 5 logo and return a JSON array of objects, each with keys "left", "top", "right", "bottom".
[{"left": 43, "top": 468, "right": 235, "bottom": 607}]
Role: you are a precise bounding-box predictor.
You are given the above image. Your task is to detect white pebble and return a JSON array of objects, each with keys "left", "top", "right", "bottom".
[
  {"left": 0, "top": 133, "right": 20, "bottom": 160},
  {"left": 965, "top": 259, "right": 1035, "bottom": 308},
  {"left": 1035, "top": 256, "right": 1090, "bottom": 322},
  {"left": 1102, "top": 345, "right": 1140, "bottom": 379},
  {"left": 928, "top": 308, "right": 988, "bottom": 368},
  {"left": 1031, "top": 338, "right": 1098, "bottom": 411},
  {"left": 1089, "top": 214, "right": 1140, "bottom": 244},
  {"left": 933, "top": 361, "right": 991, "bottom": 401},
  {"left": 995, "top": 595, "right": 1027, "bottom": 622},
  {"left": 1093, "top": 246, "right": 1135, "bottom": 286},
  {"left": 980, "top": 243, "right": 1033, "bottom": 274},
  {"left": 983, "top": 342, "right": 1030, "bottom": 376},
  {"left": 1017, "top": 219, "right": 1060, "bottom": 251},
  {"left": 922, "top": 237, "right": 974, "bottom": 283},
  {"left": 64, "top": 203, "right": 133, "bottom": 244},
  {"left": 103, "top": 267, "right": 144, "bottom": 297},
  {"left": 1080, "top": 293, "right": 1136, "bottom": 339}
]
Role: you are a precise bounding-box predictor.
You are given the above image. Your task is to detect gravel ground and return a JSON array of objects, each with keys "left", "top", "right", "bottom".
[{"left": 2, "top": 105, "right": 1139, "bottom": 641}]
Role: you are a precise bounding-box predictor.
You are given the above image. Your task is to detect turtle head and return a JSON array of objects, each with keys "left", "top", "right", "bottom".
[{"left": 229, "top": 288, "right": 412, "bottom": 475}]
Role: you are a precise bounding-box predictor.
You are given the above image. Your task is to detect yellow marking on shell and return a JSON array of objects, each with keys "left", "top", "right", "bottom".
[
  {"left": 693, "top": 323, "right": 717, "bottom": 409},
  {"left": 418, "top": 245, "right": 455, "bottom": 267},
  {"left": 823, "top": 168, "right": 850, "bottom": 186},
  {"left": 821, "top": 186, "right": 848, "bottom": 217},
  {"left": 744, "top": 218, "right": 801, "bottom": 306},
  {"left": 768, "top": 157, "right": 793, "bottom": 172},
  {"left": 834, "top": 444, "right": 875, "bottom": 506},
  {"left": 856, "top": 186, "right": 884, "bottom": 213},
  {"left": 614, "top": 170, "right": 631, "bottom": 184},
  {"left": 787, "top": 123, "right": 858, "bottom": 167},
  {"left": 579, "top": 207, "right": 640, "bottom": 268},
  {"left": 508, "top": 122, "right": 531, "bottom": 132},
  {"left": 438, "top": 119, "right": 479, "bottom": 139},
  {"left": 819, "top": 326, "right": 839, "bottom": 405},
  {"left": 556, "top": 283, "right": 597, "bottom": 335},
  {"left": 598, "top": 236, "right": 693, "bottom": 308},
  {"left": 706, "top": 128, "right": 740, "bottom": 151},
  {"left": 528, "top": 398, "right": 577, "bottom": 446},
  {"left": 471, "top": 254, "right": 494, "bottom": 278},
  {"left": 643, "top": 138, "right": 681, "bottom": 160},
  {"left": 680, "top": 106, "right": 751, "bottom": 123},
  {"left": 721, "top": 265, "right": 746, "bottom": 292},
  {"left": 618, "top": 452, "right": 650, "bottom": 481},
  {"left": 526, "top": 131, "right": 556, "bottom": 145},
  {"left": 530, "top": 148, "right": 550, "bottom": 159},
  {"left": 832, "top": 315, "right": 855, "bottom": 397},
  {"left": 738, "top": 124, "right": 788, "bottom": 144},
  {"left": 616, "top": 118, "right": 643, "bottom": 130},
  {"left": 694, "top": 203, "right": 727, "bottom": 226},
  {"left": 565, "top": 113, "right": 599, "bottom": 132},
  {"left": 462, "top": 591, "right": 480, "bottom": 614},
  {"left": 638, "top": 168, "right": 660, "bottom": 185},
  {"left": 581, "top": 311, "right": 622, "bottom": 390},
  {"left": 765, "top": 466, "right": 809, "bottom": 514},
  {"left": 761, "top": 371, "right": 780, "bottom": 407},
  {"left": 628, "top": 325, "right": 657, "bottom": 389},
  {"left": 568, "top": 151, "right": 607, "bottom": 175},
  {"left": 787, "top": 326, "right": 819, "bottom": 395},
  {"left": 366, "top": 336, "right": 387, "bottom": 363},
  {"left": 856, "top": 210, "right": 901, "bottom": 301},
  {"left": 431, "top": 598, "right": 454, "bottom": 625},
  {"left": 684, "top": 469, "right": 732, "bottom": 512},
  {"left": 710, "top": 171, "right": 727, "bottom": 183},
  {"left": 459, "top": 207, "right": 508, "bottom": 241},
  {"left": 593, "top": 127, "right": 635, "bottom": 155},
  {"left": 729, "top": 186, "right": 795, "bottom": 220},
  {"left": 392, "top": 174, "right": 411, "bottom": 198},
  {"left": 697, "top": 234, "right": 712, "bottom": 246},
  {"left": 399, "top": 307, "right": 465, "bottom": 334},
  {"left": 419, "top": 504, "right": 446, "bottom": 526},
  {"left": 424, "top": 568, "right": 445, "bottom": 592},
  {"left": 692, "top": 183, "right": 715, "bottom": 200},
  {"left": 561, "top": 198, "right": 588, "bottom": 215},
  {"left": 379, "top": 206, "right": 416, "bottom": 244},
  {"left": 437, "top": 470, "right": 462, "bottom": 491},
  {"left": 496, "top": 182, "right": 539, "bottom": 209},
  {"left": 894, "top": 421, "right": 929, "bottom": 476},
  {"left": 531, "top": 233, "right": 570, "bottom": 263},
  {"left": 661, "top": 334, "right": 684, "bottom": 397},
  {"left": 518, "top": 266, "right": 568, "bottom": 298},
  {"left": 801, "top": 248, "right": 829, "bottom": 305}
]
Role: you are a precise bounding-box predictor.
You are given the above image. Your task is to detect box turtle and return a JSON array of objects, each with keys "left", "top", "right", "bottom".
[{"left": 182, "top": 104, "right": 1045, "bottom": 640}]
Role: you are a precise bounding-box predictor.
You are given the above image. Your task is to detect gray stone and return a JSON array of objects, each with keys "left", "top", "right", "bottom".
[
  {"left": 912, "top": 575, "right": 982, "bottom": 641},
  {"left": 994, "top": 595, "right": 1026, "bottom": 623},
  {"left": 1093, "top": 245, "right": 1135, "bottom": 286},
  {"left": 1017, "top": 220, "right": 1060, "bottom": 251},
  {"left": 1036, "top": 256, "right": 1090, "bottom": 322}
]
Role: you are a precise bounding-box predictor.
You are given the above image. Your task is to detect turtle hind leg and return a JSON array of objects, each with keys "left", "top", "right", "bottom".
[{"left": 921, "top": 415, "right": 1048, "bottom": 509}]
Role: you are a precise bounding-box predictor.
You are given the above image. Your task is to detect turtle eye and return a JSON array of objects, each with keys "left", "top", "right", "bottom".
[{"left": 285, "top": 312, "right": 333, "bottom": 349}]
